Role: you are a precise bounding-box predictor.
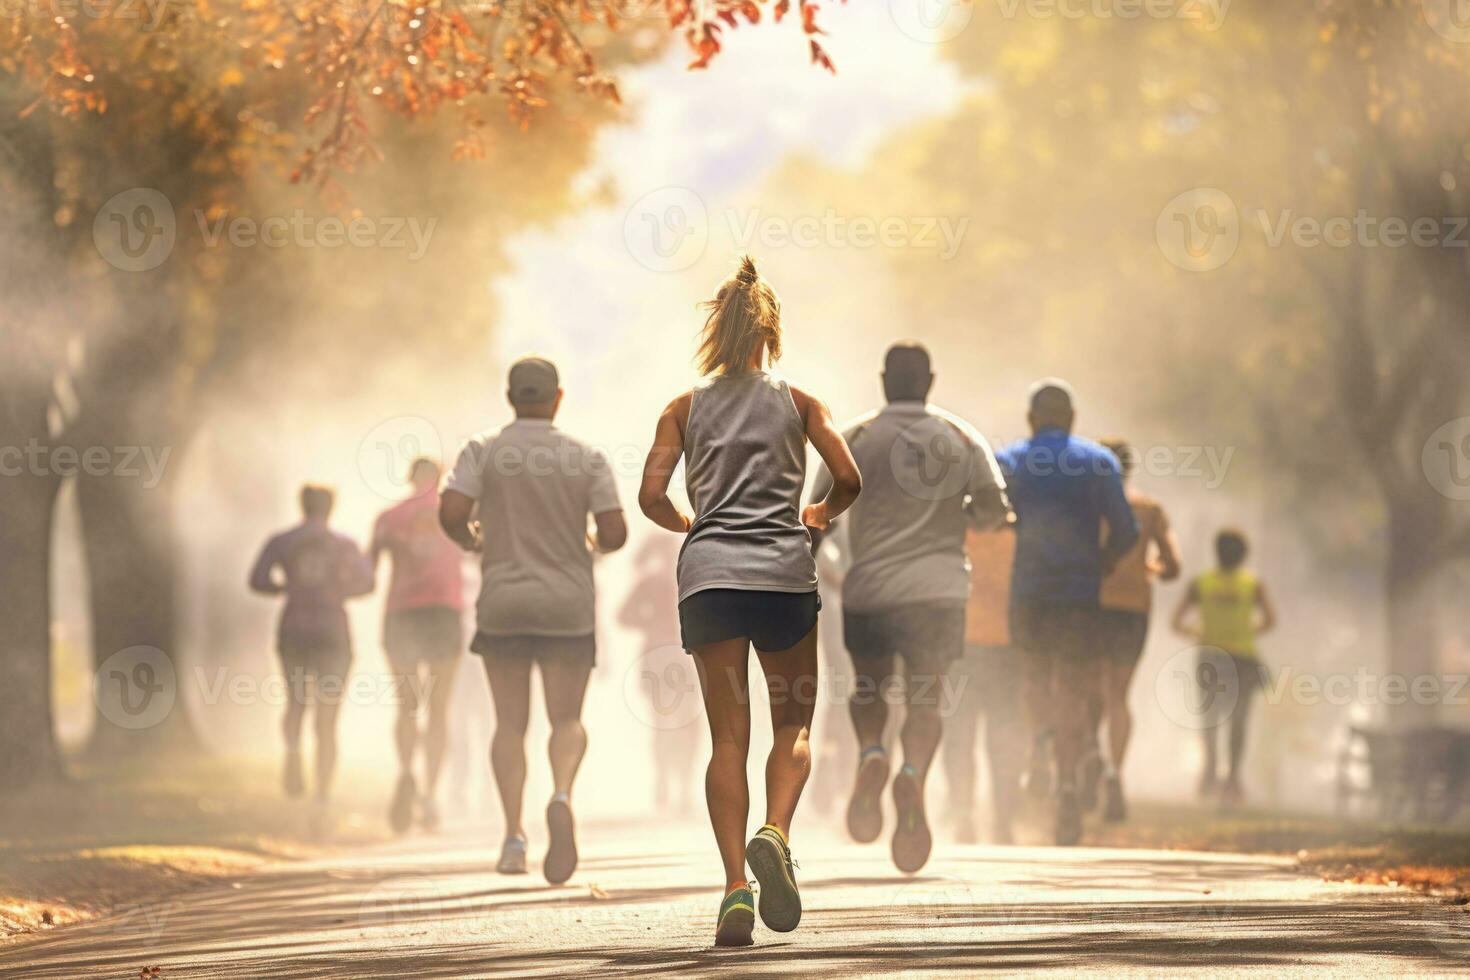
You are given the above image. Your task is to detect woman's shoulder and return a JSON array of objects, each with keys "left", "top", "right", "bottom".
[{"left": 781, "top": 377, "right": 820, "bottom": 408}]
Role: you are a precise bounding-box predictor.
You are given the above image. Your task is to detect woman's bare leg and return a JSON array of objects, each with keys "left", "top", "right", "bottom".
[
  {"left": 693, "top": 638, "right": 753, "bottom": 891},
  {"left": 755, "top": 623, "right": 819, "bottom": 838}
]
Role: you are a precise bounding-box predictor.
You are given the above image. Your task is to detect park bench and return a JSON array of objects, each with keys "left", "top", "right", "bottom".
[{"left": 1335, "top": 726, "right": 1470, "bottom": 823}]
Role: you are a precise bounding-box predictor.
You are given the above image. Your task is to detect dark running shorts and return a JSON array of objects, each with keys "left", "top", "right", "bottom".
[
  {"left": 278, "top": 630, "right": 352, "bottom": 679},
  {"left": 679, "top": 589, "right": 821, "bottom": 653},
  {"left": 384, "top": 607, "right": 463, "bottom": 664},
  {"left": 471, "top": 632, "right": 596, "bottom": 668},
  {"left": 843, "top": 603, "right": 966, "bottom": 665},
  {"left": 1009, "top": 602, "right": 1103, "bottom": 662},
  {"left": 1096, "top": 609, "right": 1150, "bottom": 667}
]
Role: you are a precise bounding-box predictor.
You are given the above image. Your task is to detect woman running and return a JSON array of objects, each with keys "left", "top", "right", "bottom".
[{"left": 638, "top": 256, "right": 862, "bottom": 947}]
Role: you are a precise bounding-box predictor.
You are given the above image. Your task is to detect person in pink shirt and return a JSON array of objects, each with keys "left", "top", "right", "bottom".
[{"left": 371, "top": 457, "right": 467, "bottom": 833}]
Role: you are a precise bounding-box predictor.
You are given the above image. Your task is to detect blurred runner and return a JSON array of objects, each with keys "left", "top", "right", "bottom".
[
  {"left": 996, "top": 380, "right": 1138, "bottom": 846},
  {"left": 1090, "top": 438, "right": 1181, "bottom": 823},
  {"left": 809, "top": 342, "right": 1009, "bottom": 874},
  {"left": 942, "top": 525, "right": 1024, "bottom": 845},
  {"left": 807, "top": 518, "right": 863, "bottom": 823},
  {"left": 248, "top": 484, "right": 374, "bottom": 837},
  {"left": 638, "top": 256, "right": 861, "bottom": 947},
  {"left": 1172, "top": 528, "right": 1276, "bottom": 809},
  {"left": 440, "top": 355, "right": 628, "bottom": 884},
  {"left": 617, "top": 534, "right": 699, "bottom": 813},
  {"left": 370, "top": 457, "right": 466, "bottom": 834}
]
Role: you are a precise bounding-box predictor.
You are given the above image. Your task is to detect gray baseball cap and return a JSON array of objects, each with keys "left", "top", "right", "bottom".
[
  {"left": 1028, "top": 376, "right": 1075, "bottom": 412},
  {"left": 507, "top": 355, "right": 560, "bottom": 405}
]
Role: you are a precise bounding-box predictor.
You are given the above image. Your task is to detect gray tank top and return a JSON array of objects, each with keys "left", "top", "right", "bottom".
[{"left": 676, "top": 371, "right": 818, "bottom": 602}]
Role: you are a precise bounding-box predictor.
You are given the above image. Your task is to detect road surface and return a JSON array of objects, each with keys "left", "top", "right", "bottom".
[{"left": 3, "top": 822, "right": 1467, "bottom": 977}]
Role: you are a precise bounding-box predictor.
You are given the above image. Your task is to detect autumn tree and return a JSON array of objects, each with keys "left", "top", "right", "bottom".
[{"left": 0, "top": 0, "right": 836, "bottom": 784}]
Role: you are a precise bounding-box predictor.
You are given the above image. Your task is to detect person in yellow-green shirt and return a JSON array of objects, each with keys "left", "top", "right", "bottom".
[{"left": 1171, "top": 528, "right": 1277, "bottom": 809}]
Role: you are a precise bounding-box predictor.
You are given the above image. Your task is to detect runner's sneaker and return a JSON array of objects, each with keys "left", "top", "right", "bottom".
[
  {"left": 846, "top": 747, "right": 889, "bottom": 844},
  {"left": 1219, "top": 780, "right": 1244, "bottom": 811},
  {"left": 1102, "top": 774, "right": 1127, "bottom": 823},
  {"left": 745, "top": 824, "right": 801, "bottom": 932},
  {"left": 1025, "top": 734, "right": 1053, "bottom": 800},
  {"left": 419, "top": 795, "right": 441, "bottom": 833},
  {"left": 891, "top": 764, "right": 932, "bottom": 874},
  {"left": 544, "top": 794, "right": 578, "bottom": 884},
  {"left": 1078, "top": 751, "right": 1104, "bottom": 812},
  {"left": 1054, "top": 786, "right": 1082, "bottom": 847},
  {"left": 497, "top": 834, "right": 528, "bottom": 875},
  {"left": 283, "top": 752, "right": 305, "bottom": 800},
  {"left": 389, "top": 773, "right": 416, "bottom": 835},
  {"left": 714, "top": 886, "right": 755, "bottom": 947}
]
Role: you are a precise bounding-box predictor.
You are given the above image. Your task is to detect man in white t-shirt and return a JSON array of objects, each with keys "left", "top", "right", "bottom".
[
  {"left": 440, "top": 355, "right": 627, "bottom": 884},
  {"left": 810, "top": 342, "right": 1010, "bottom": 874}
]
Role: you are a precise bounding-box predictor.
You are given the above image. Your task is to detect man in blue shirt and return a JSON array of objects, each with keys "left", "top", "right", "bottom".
[{"left": 995, "top": 380, "right": 1139, "bottom": 845}]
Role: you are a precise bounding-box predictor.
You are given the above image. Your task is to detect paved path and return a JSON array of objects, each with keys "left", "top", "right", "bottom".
[{"left": 3, "top": 823, "right": 1467, "bottom": 977}]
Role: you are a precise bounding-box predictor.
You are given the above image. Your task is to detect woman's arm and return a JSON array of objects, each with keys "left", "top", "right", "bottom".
[
  {"left": 638, "top": 394, "right": 694, "bottom": 534},
  {"left": 791, "top": 385, "right": 861, "bottom": 529},
  {"left": 1152, "top": 510, "right": 1183, "bottom": 583}
]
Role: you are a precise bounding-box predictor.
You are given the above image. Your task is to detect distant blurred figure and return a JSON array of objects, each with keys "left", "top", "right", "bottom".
[
  {"left": 942, "top": 526, "right": 1024, "bottom": 845},
  {"left": 1172, "top": 528, "right": 1276, "bottom": 809},
  {"left": 810, "top": 341, "right": 1009, "bottom": 874},
  {"left": 248, "top": 484, "right": 374, "bottom": 836},
  {"left": 617, "top": 534, "right": 698, "bottom": 813},
  {"left": 807, "top": 518, "right": 861, "bottom": 823},
  {"left": 1089, "top": 438, "right": 1182, "bottom": 823},
  {"left": 370, "top": 457, "right": 466, "bottom": 834},
  {"left": 996, "top": 380, "right": 1139, "bottom": 846},
  {"left": 440, "top": 355, "right": 627, "bottom": 884}
]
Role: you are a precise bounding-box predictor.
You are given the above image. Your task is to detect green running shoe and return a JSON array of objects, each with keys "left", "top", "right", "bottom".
[
  {"left": 745, "top": 825, "right": 801, "bottom": 932},
  {"left": 714, "top": 886, "right": 755, "bottom": 947}
]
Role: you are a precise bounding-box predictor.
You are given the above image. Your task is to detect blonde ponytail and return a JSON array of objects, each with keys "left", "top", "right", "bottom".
[{"left": 695, "top": 255, "right": 782, "bottom": 376}]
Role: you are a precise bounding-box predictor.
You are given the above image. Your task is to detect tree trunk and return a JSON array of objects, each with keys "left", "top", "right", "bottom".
[
  {"left": 76, "top": 442, "right": 203, "bottom": 759},
  {"left": 0, "top": 392, "right": 66, "bottom": 787},
  {"left": 1382, "top": 503, "right": 1441, "bottom": 731},
  {"left": 72, "top": 311, "right": 205, "bottom": 761}
]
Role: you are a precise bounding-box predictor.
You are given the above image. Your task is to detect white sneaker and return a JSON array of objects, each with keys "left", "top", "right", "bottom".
[{"left": 496, "top": 835, "right": 528, "bottom": 874}]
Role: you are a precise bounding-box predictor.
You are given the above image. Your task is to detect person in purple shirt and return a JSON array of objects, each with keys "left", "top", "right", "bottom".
[
  {"left": 249, "top": 484, "right": 374, "bottom": 833},
  {"left": 995, "top": 380, "right": 1139, "bottom": 846}
]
